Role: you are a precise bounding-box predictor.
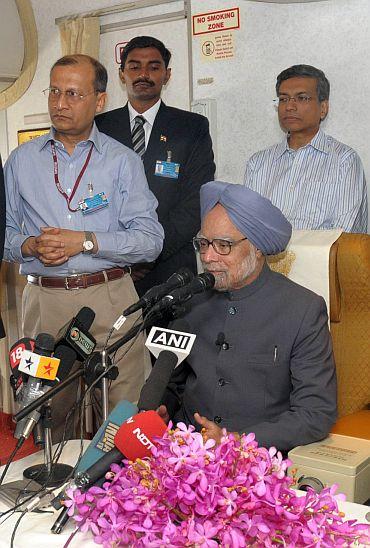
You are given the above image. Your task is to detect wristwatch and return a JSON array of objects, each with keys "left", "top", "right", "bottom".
[{"left": 82, "top": 231, "right": 95, "bottom": 254}]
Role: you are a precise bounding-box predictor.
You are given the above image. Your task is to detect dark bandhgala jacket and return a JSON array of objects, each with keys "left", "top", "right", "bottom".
[
  {"left": 96, "top": 102, "right": 216, "bottom": 295},
  {"left": 0, "top": 157, "right": 5, "bottom": 338},
  {"left": 163, "top": 263, "right": 337, "bottom": 453}
]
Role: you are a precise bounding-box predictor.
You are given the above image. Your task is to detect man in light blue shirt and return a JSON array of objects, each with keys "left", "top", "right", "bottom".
[
  {"left": 244, "top": 64, "right": 368, "bottom": 233},
  {"left": 4, "top": 54, "right": 164, "bottom": 435}
]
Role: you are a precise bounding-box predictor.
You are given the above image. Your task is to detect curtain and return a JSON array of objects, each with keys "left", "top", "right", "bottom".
[
  {"left": 58, "top": 17, "right": 100, "bottom": 58},
  {"left": 0, "top": 264, "right": 26, "bottom": 414}
]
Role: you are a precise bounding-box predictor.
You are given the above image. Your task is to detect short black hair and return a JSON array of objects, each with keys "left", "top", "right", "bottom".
[
  {"left": 120, "top": 36, "right": 171, "bottom": 69},
  {"left": 51, "top": 54, "right": 108, "bottom": 92},
  {"left": 276, "top": 64, "right": 330, "bottom": 102}
]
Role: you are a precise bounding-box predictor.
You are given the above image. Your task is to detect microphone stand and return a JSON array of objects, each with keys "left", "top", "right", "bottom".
[
  {"left": 22, "top": 402, "right": 73, "bottom": 487},
  {"left": 99, "top": 322, "right": 148, "bottom": 421},
  {"left": 14, "top": 369, "right": 85, "bottom": 423},
  {"left": 97, "top": 309, "right": 170, "bottom": 421},
  {"left": 0, "top": 400, "right": 75, "bottom": 511},
  {"left": 2, "top": 312, "right": 166, "bottom": 510},
  {"left": 1, "top": 371, "right": 86, "bottom": 509}
]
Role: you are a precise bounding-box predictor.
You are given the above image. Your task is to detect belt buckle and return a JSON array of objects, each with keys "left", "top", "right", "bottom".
[{"left": 65, "top": 274, "right": 80, "bottom": 290}]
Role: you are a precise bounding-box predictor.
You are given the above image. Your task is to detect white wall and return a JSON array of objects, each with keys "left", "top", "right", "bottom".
[
  {"left": 3, "top": 0, "right": 370, "bottom": 229},
  {"left": 191, "top": 0, "right": 370, "bottom": 219},
  {"left": 4, "top": 0, "right": 188, "bottom": 155}
]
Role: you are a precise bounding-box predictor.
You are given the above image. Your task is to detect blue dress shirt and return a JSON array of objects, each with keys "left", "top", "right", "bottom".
[
  {"left": 244, "top": 129, "right": 368, "bottom": 233},
  {"left": 4, "top": 124, "right": 164, "bottom": 276}
]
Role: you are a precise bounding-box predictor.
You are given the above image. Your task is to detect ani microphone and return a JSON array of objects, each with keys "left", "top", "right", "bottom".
[{"left": 138, "top": 319, "right": 196, "bottom": 411}]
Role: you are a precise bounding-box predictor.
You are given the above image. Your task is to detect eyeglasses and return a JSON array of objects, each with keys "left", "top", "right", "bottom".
[
  {"left": 193, "top": 237, "right": 247, "bottom": 256},
  {"left": 273, "top": 94, "right": 313, "bottom": 106},
  {"left": 43, "top": 87, "right": 98, "bottom": 103}
]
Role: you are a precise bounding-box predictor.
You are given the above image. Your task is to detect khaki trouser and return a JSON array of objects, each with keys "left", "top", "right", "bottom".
[{"left": 21, "top": 274, "right": 150, "bottom": 438}]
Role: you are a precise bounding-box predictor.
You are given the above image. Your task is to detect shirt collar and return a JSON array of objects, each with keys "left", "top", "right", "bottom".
[
  {"left": 39, "top": 122, "right": 103, "bottom": 154},
  {"left": 128, "top": 99, "right": 161, "bottom": 128},
  {"left": 274, "top": 127, "right": 329, "bottom": 160},
  {"left": 226, "top": 260, "right": 271, "bottom": 301}
]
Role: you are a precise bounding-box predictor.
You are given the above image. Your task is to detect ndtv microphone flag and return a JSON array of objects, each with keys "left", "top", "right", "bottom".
[
  {"left": 18, "top": 350, "right": 60, "bottom": 381},
  {"left": 145, "top": 326, "right": 196, "bottom": 365}
]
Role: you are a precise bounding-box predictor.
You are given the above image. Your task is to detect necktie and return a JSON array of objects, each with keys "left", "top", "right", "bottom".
[{"left": 132, "top": 115, "right": 146, "bottom": 159}]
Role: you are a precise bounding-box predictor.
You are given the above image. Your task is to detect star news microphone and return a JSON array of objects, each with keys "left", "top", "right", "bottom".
[
  {"left": 51, "top": 411, "right": 167, "bottom": 534},
  {"left": 14, "top": 333, "right": 55, "bottom": 439},
  {"left": 138, "top": 319, "right": 196, "bottom": 411},
  {"left": 55, "top": 306, "right": 96, "bottom": 361},
  {"left": 14, "top": 343, "right": 77, "bottom": 442},
  {"left": 122, "top": 267, "right": 194, "bottom": 317},
  {"left": 147, "top": 272, "right": 215, "bottom": 316}
]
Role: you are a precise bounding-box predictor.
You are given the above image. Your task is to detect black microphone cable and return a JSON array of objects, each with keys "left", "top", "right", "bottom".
[
  {"left": 0, "top": 439, "right": 24, "bottom": 486},
  {"left": 0, "top": 370, "right": 88, "bottom": 523}
]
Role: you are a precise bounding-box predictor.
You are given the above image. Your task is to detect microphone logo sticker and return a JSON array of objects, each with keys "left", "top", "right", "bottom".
[
  {"left": 18, "top": 350, "right": 60, "bottom": 380},
  {"left": 153, "top": 331, "right": 190, "bottom": 349},
  {"left": 145, "top": 327, "right": 196, "bottom": 364},
  {"left": 132, "top": 427, "right": 154, "bottom": 449},
  {"left": 96, "top": 422, "right": 120, "bottom": 453},
  {"left": 70, "top": 327, "right": 95, "bottom": 355}
]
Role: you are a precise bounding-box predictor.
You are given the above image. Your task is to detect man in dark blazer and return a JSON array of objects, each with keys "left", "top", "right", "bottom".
[
  {"left": 96, "top": 36, "right": 215, "bottom": 296},
  {"left": 159, "top": 182, "right": 337, "bottom": 453},
  {"left": 0, "top": 156, "right": 5, "bottom": 338}
]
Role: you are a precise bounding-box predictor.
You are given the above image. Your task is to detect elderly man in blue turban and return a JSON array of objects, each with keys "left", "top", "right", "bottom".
[{"left": 159, "top": 182, "right": 337, "bottom": 452}]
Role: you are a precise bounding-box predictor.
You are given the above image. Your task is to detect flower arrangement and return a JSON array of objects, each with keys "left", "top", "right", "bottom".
[{"left": 65, "top": 423, "right": 370, "bottom": 547}]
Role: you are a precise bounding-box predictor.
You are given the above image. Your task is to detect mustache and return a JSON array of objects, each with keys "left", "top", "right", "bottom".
[{"left": 133, "top": 78, "right": 154, "bottom": 86}]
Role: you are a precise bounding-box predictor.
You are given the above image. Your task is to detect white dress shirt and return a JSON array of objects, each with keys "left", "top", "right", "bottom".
[{"left": 128, "top": 99, "right": 161, "bottom": 149}]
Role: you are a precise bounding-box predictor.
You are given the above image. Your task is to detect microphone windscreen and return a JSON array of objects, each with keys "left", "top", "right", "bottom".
[
  {"left": 116, "top": 411, "right": 167, "bottom": 461},
  {"left": 53, "top": 345, "right": 77, "bottom": 381},
  {"left": 195, "top": 271, "right": 215, "bottom": 292},
  {"left": 166, "top": 267, "right": 194, "bottom": 290},
  {"left": 9, "top": 337, "right": 35, "bottom": 378},
  {"left": 75, "top": 306, "right": 95, "bottom": 330},
  {"left": 34, "top": 333, "right": 55, "bottom": 355}
]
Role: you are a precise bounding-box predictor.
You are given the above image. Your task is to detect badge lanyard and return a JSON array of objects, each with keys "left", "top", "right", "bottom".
[{"left": 51, "top": 141, "right": 94, "bottom": 212}]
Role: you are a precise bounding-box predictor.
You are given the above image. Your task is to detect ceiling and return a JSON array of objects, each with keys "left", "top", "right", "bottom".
[{"left": 0, "top": 0, "right": 24, "bottom": 91}]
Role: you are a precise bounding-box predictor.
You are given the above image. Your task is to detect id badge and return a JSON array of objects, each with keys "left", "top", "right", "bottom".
[
  {"left": 79, "top": 192, "right": 109, "bottom": 215},
  {"left": 154, "top": 160, "right": 180, "bottom": 179}
]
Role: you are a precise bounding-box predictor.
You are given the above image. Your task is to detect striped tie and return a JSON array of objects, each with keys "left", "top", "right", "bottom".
[{"left": 132, "top": 115, "right": 146, "bottom": 159}]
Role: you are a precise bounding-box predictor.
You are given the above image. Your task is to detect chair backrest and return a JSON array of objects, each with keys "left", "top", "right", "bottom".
[{"left": 329, "top": 233, "right": 370, "bottom": 417}]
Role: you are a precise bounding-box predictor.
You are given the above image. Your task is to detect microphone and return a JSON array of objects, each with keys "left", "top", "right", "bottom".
[
  {"left": 14, "top": 333, "right": 55, "bottom": 439},
  {"left": 138, "top": 319, "right": 195, "bottom": 411},
  {"left": 14, "top": 342, "right": 76, "bottom": 441},
  {"left": 215, "top": 332, "right": 229, "bottom": 351},
  {"left": 37, "top": 399, "right": 138, "bottom": 511},
  {"left": 55, "top": 306, "right": 96, "bottom": 361},
  {"left": 148, "top": 272, "right": 215, "bottom": 316},
  {"left": 8, "top": 337, "right": 35, "bottom": 400},
  {"left": 122, "top": 268, "right": 194, "bottom": 317},
  {"left": 51, "top": 411, "right": 167, "bottom": 534}
]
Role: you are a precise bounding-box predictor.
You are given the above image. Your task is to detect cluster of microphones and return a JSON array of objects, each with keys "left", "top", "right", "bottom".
[{"left": 3, "top": 268, "right": 215, "bottom": 534}]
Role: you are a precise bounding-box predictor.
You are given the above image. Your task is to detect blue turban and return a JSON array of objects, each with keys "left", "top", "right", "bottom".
[{"left": 200, "top": 181, "right": 292, "bottom": 255}]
